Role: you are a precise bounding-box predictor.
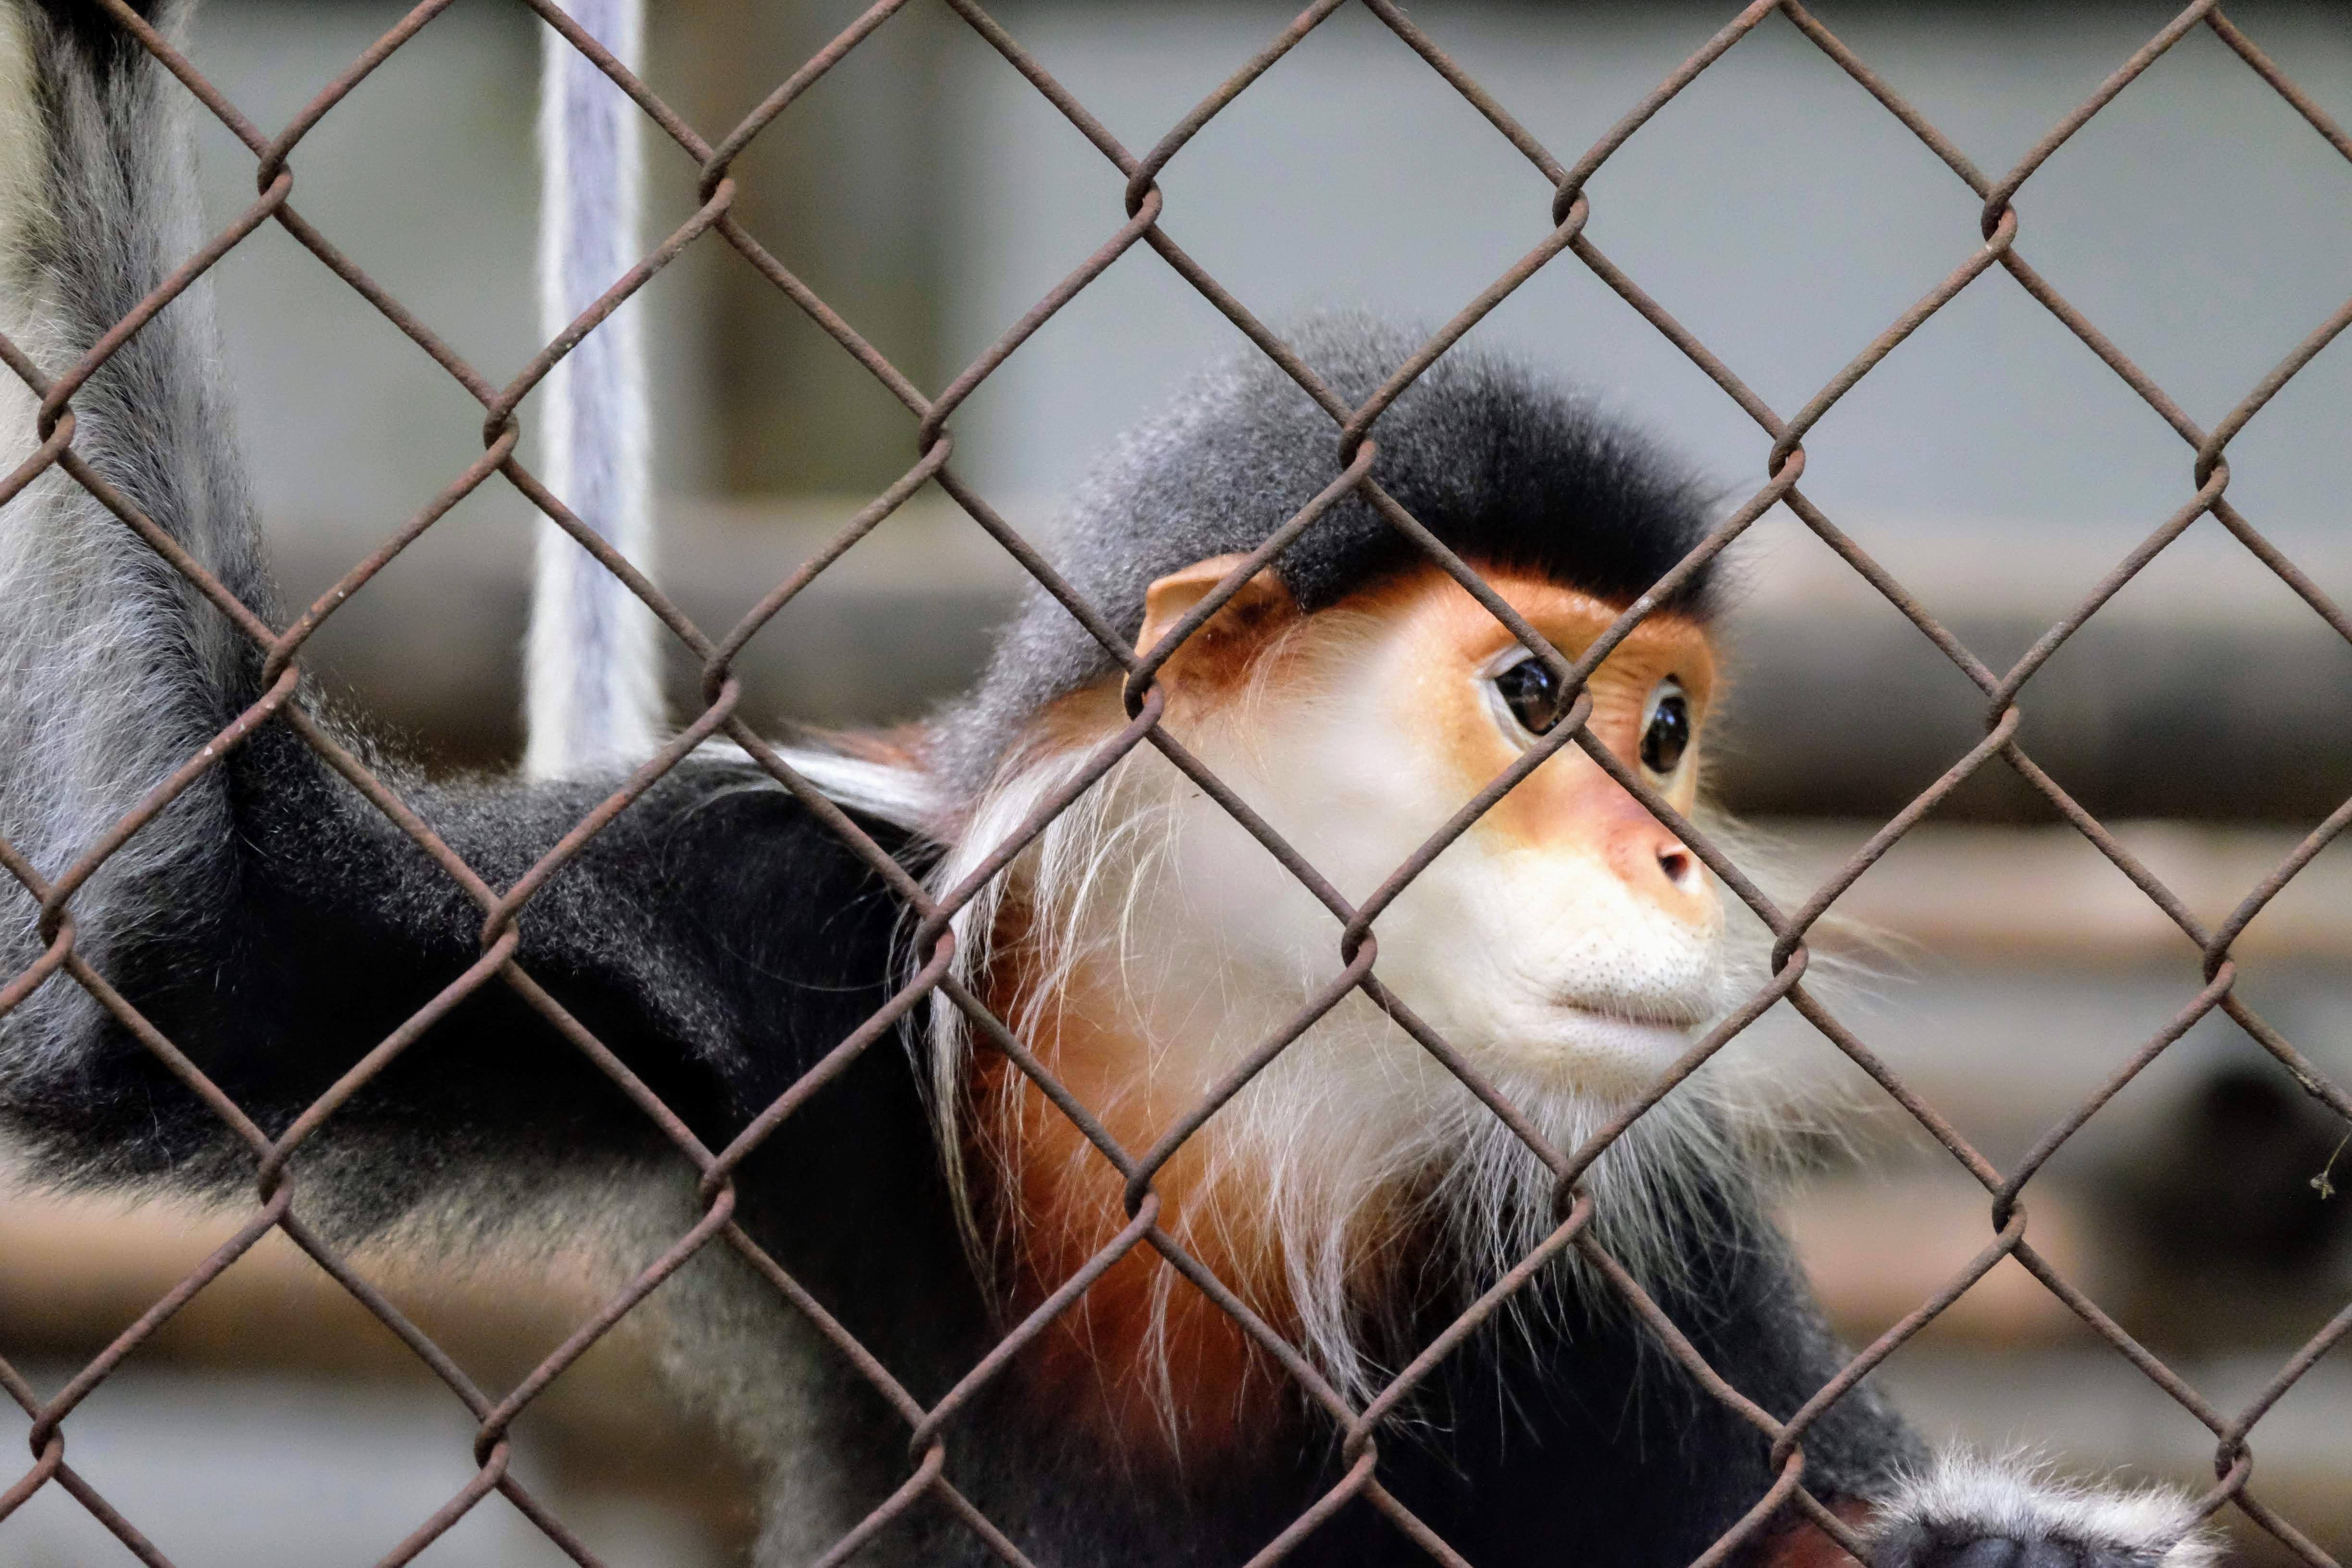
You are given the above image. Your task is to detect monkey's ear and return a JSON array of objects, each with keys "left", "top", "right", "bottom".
[{"left": 1133, "top": 554, "right": 1296, "bottom": 668}]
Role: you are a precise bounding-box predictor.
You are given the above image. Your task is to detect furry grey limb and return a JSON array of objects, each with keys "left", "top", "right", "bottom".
[
  {"left": 1871, "top": 1450, "right": 2224, "bottom": 1568},
  {"left": 0, "top": 0, "right": 270, "bottom": 1087}
]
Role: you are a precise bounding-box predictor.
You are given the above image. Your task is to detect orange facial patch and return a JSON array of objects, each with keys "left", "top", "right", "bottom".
[{"left": 1356, "top": 563, "right": 1716, "bottom": 850}]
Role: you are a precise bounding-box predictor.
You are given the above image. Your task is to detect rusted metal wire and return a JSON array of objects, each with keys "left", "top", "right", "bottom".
[{"left": 2, "top": 2, "right": 2349, "bottom": 1564}]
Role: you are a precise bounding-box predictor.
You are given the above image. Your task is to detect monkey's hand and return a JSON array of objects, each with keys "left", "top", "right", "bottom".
[{"left": 1867, "top": 1451, "right": 2220, "bottom": 1568}]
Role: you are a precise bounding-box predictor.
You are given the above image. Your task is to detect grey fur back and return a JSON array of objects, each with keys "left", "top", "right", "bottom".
[
  {"left": 0, "top": 0, "right": 270, "bottom": 1080},
  {"left": 930, "top": 315, "right": 1722, "bottom": 796}
]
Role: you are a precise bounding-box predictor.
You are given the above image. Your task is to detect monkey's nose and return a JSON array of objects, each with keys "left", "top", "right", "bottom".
[{"left": 1594, "top": 790, "right": 1710, "bottom": 912}]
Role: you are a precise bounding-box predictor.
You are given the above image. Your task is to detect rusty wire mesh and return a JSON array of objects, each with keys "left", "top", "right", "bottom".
[{"left": 2, "top": 0, "right": 2350, "bottom": 1564}]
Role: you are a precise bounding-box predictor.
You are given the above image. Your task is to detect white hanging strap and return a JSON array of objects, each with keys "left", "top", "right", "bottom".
[{"left": 525, "top": 0, "right": 664, "bottom": 780}]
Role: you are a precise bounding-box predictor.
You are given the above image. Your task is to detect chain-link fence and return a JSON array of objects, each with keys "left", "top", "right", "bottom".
[{"left": 3, "top": 0, "right": 2350, "bottom": 1563}]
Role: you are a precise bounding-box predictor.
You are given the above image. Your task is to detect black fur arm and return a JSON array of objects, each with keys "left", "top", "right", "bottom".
[{"left": 20, "top": 733, "right": 918, "bottom": 1212}]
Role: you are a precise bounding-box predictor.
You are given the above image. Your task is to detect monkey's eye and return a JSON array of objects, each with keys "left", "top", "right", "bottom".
[
  {"left": 1491, "top": 654, "right": 1566, "bottom": 737},
  {"left": 1640, "top": 681, "right": 1692, "bottom": 776}
]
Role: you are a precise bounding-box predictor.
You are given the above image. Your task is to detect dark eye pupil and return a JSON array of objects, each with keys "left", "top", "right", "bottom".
[
  {"left": 1494, "top": 657, "right": 1563, "bottom": 735},
  {"left": 1642, "top": 691, "right": 1691, "bottom": 774}
]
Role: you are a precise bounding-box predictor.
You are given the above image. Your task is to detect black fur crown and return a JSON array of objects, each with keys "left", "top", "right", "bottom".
[{"left": 935, "top": 314, "right": 1723, "bottom": 794}]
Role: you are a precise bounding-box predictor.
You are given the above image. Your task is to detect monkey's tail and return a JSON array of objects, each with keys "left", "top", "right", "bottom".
[
  {"left": 0, "top": 0, "right": 276, "bottom": 1086},
  {"left": 524, "top": 0, "right": 665, "bottom": 781}
]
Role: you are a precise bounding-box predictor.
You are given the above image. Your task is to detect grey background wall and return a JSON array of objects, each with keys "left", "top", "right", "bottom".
[{"left": 177, "top": 0, "right": 2352, "bottom": 816}]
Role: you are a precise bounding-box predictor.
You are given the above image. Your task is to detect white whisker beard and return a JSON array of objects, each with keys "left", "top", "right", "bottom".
[{"left": 923, "top": 731, "right": 1795, "bottom": 1420}]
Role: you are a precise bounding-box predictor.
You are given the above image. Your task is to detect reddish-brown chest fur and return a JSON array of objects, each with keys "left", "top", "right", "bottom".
[{"left": 969, "top": 898, "right": 1362, "bottom": 1468}]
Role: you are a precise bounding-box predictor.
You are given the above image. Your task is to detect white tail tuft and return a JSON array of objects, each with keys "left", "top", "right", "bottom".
[{"left": 526, "top": 0, "right": 664, "bottom": 781}]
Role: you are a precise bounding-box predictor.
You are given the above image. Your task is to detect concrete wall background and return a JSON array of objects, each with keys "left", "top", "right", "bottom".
[{"left": 180, "top": 1, "right": 2352, "bottom": 819}]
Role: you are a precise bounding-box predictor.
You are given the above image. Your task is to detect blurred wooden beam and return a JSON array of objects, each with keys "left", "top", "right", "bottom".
[
  {"left": 0, "top": 1184, "right": 755, "bottom": 1543},
  {"left": 274, "top": 495, "right": 2352, "bottom": 826}
]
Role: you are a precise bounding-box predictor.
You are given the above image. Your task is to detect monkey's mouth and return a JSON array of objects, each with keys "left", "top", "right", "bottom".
[
  {"left": 1531, "top": 1004, "right": 1705, "bottom": 1083},
  {"left": 1556, "top": 998, "right": 1704, "bottom": 1032}
]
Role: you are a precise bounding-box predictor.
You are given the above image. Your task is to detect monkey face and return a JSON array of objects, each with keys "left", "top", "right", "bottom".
[
  {"left": 946, "top": 558, "right": 1743, "bottom": 1416},
  {"left": 1136, "top": 558, "right": 1729, "bottom": 1106},
  {"left": 1381, "top": 566, "right": 1725, "bottom": 1097}
]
